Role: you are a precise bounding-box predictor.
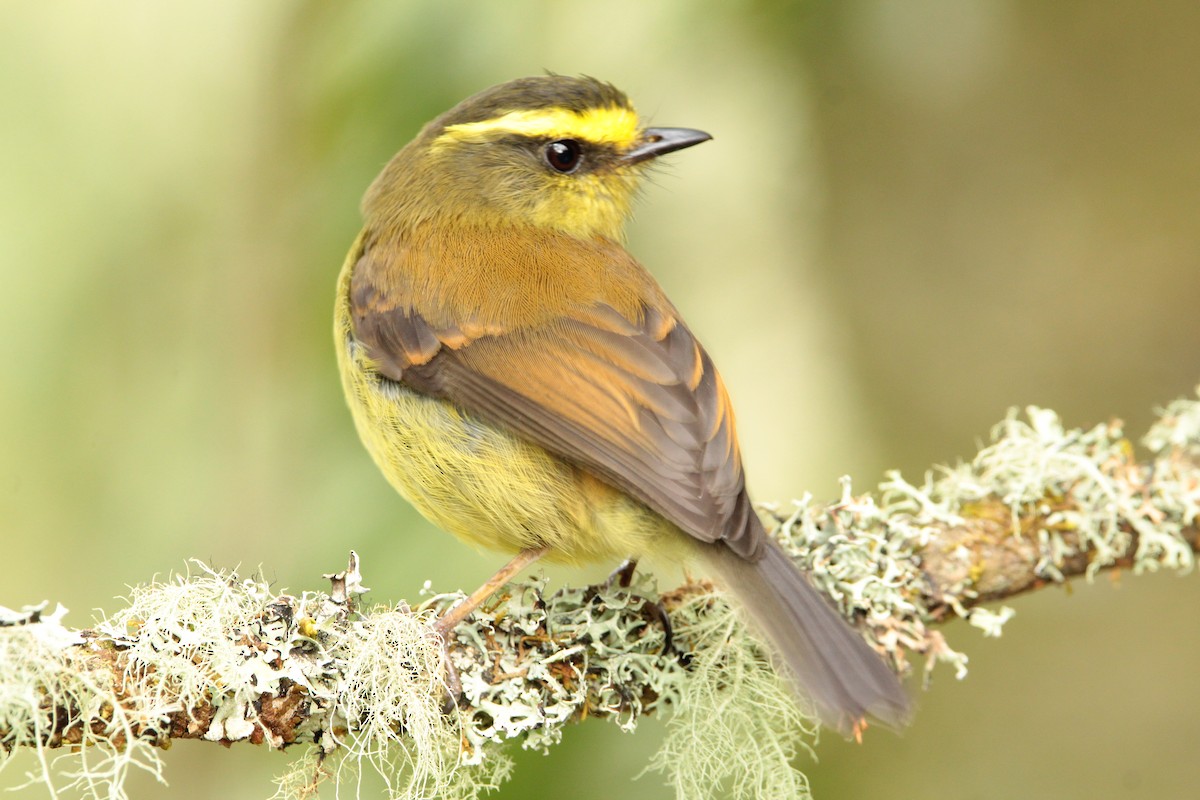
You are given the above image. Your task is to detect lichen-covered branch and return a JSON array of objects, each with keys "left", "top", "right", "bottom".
[
  {"left": 776, "top": 396, "right": 1200, "bottom": 649},
  {"left": 2, "top": 392, "right": 1198, "bottom": 800}
]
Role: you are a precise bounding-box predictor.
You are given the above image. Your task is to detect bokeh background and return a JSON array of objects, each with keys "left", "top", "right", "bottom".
[{"left": 3, "top": 2, "right": 1199, "bottom": 798}]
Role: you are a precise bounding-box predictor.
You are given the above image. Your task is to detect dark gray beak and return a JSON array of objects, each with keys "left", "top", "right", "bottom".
[{"left": 623, "top": 127, "right": 712, "bottom": 164}]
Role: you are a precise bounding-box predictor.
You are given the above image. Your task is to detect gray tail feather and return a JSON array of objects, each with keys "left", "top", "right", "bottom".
[{"left": 702, "top": 537, "right": 911, "bottom": 734}]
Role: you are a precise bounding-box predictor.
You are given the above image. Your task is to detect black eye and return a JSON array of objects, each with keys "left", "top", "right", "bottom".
[{"left": 544, "top": 139, "right": 582, "bottom": 173}]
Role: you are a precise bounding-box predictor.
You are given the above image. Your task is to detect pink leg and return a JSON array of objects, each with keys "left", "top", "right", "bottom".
[{"left": 433, "top": 546, "right": 550, "bottom": 637}]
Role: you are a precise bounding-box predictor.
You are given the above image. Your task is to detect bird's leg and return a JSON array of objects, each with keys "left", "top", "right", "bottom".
[
  {"left": 601, "top": 558, "right": 673, "bottom": 653},
  {"left": 606, "top": 557, "right": 639, "bottom": 588},
  {"left": 643, "top": 598, "right": 674, "bottom": 654},
  {"left": 433, "top": 546, "right": 550, "bottom": 638}
]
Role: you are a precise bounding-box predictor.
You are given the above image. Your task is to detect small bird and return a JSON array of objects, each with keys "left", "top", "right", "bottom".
[{"left": 334, "top": 75, "right": 909, "bottom": 733}]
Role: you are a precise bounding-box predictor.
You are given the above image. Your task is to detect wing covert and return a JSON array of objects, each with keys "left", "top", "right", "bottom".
[{"left": 348, "top": 246, "right": 764, "bottom": 559}]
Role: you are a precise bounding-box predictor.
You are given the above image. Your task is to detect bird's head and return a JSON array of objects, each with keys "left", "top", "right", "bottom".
[{"left": 364, "top": 75, "right": 711, "bottom": 241}]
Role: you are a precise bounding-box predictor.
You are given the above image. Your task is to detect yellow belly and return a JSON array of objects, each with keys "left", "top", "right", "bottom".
[{"left": 334, "top": 245, "right": 673, "bottom": 565}]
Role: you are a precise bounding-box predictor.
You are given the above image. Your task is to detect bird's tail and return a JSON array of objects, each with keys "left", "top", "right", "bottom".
[{"left": 701, "top": 536, "right": 910, "bottom": 734}]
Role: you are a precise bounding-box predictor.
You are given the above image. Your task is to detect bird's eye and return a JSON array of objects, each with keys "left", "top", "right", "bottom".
[{"left": 544, "top": 139, "right": 582, "bottom": 173}]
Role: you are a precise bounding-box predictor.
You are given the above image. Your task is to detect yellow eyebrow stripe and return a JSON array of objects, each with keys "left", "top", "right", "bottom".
[{"left": 438, "top": 105, "right": 640, "bottom": 146}]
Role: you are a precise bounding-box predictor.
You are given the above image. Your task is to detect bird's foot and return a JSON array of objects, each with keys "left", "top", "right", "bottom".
[
  {"left": 605, "top": 557, "right": 639, "bottom": 588},
  {"left": 438, "top": 636, "right": 463, "bottom": 713}
]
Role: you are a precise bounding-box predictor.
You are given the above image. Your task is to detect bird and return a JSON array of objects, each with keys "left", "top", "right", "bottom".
[{"left": 333, "top": 74, "right": 909, "bottom": 733}]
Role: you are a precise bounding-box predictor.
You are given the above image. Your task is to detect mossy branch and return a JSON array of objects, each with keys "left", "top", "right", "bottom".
[{"left": 2, "top": 392, "right": 1198, "bottom": 800}]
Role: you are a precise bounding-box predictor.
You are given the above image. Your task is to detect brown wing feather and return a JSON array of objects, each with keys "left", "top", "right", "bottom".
[{"left": 349, "top": 244, "right": 764, "bottom": 559}]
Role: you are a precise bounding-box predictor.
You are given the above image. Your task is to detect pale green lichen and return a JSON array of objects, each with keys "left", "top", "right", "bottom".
[
  {"left": 763, "top": 394, "right": 1200, "bottom": 687},
  {"left": 427, "top": 573, "right": 812, "bottom": 799},
  {"left": 0, "top": 603, "right": 167, "bottom": 800},
  {"left": 0, "top": 561, "right": 813, "bottom": 800},
  {"left": 964, "top": 606, "right": 1015, "bottom": 638},
  {"left": 426, "top": 573, "right": 682, "bottom": 762},
  {"left": 320, "top": 607, "right": 480, "bottom": 800},
  {"left": 1139, "top": 390, "right": 1200, "bottom": 570},
  {"left": 100, "top": 563, "right": 286, "bottom": 744},
  {"left": 1144, "top": 387, "right": 1200, "bottom": 459},
  {"left": 932, "top": 401, "right": 1197, "bottom": 579},
  {"left": 766, "top": 485, "right": 965, "bottom": 681},
  {"left": 4, "top": 394, "right": 1198, "bottom": 800},
  {"left": 647, "top": 590, "right": 814, "bottom": 800}
]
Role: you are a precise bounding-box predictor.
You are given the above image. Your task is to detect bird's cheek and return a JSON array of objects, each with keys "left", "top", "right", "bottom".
[{"left": 529, "top": 177, "right": 629, "bottom": 240}]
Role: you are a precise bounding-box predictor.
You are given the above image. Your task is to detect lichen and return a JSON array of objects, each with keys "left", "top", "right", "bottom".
[
  {"left": 422, "top": 571, "right": 684, "bottom": 760},
  {"left": 308, "top": 604, "right": 513, "bottom": 800},
  {"left": 768, "top": 482, "right": 941, "bottom": 678},
  {"left": 647, "top": 589, "right": 815, "bottom": 800},
  {"left": 0, "top": 602, "right": 167, "bottom": 800},
  {"left": 761, "top": 395, "right": 1200, "bottom": 688},
  {"left": 3, "top": 393, "right": 1198, "bottom": 800}
]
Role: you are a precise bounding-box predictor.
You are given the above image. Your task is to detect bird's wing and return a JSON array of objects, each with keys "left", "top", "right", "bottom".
[{"left": 348, "top": 246, "right": 764, "bottom": 559}]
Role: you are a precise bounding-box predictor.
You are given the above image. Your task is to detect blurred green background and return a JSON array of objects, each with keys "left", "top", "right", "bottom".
[{"left": 3, "top": 2, "right": 1199, "bottom": 798}]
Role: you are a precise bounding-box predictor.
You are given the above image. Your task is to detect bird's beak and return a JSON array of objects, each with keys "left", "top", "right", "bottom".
[{"left": 623, "top": 127, "right": 712, "bottom": 164}]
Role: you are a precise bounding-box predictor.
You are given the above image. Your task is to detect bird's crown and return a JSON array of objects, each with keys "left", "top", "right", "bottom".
[{"left": 428, "top": 75, "right": 639, "bottom": 149}]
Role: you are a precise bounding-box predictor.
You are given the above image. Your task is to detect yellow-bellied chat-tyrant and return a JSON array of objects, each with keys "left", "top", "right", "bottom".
[{"left": 334, "top": 75, "right": 910, "bottom": 733}]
